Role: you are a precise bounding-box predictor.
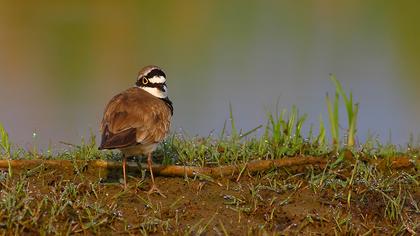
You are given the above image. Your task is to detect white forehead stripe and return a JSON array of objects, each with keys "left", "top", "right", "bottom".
[{"left": 148, "top": 76, "right": 166, "bottom": 83}]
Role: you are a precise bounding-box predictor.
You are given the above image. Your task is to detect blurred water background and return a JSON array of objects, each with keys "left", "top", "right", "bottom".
[{"left": 0, "top": 1, "right": 419, "bottom": 151}]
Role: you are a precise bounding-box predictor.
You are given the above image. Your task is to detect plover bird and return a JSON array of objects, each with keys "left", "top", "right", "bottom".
[{"left": 99, "top": 65, "right": 173, "bottom": 195}]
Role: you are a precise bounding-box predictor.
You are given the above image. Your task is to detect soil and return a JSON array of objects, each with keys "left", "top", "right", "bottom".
[{"left": 2, "top": 161, "right": 420, "bottom": 235}]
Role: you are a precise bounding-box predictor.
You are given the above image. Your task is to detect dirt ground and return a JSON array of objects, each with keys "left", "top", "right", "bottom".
[{"left": 1, "top": 162, "right": 419, "bottom": 235}]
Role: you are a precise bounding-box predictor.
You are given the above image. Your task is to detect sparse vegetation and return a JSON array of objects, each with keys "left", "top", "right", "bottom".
[{"left": 0, "top": 78, "right": 418, "bottom": 235}]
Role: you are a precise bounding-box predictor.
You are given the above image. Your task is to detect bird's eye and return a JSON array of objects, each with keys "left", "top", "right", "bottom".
[{"left": 142, "top": 77, "right": 149, "bottom": 85}]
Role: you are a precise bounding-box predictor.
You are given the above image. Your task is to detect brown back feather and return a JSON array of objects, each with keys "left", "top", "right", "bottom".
[{"left": 99, "top": 87, "right": 172, "bottom": 150}]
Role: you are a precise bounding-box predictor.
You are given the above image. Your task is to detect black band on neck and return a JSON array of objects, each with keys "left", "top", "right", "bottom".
[{"left": 159, "top": 97, "right": 173, "bottom": 115}]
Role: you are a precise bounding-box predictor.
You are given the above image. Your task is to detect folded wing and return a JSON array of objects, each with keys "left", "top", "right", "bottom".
[{"left": 99, "top": 88, "right": 171, "bottom": 150}]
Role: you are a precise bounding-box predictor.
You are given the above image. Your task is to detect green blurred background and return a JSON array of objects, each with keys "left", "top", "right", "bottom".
[{"left": 0, "top": 1, "right": 419, "bottom": 150}]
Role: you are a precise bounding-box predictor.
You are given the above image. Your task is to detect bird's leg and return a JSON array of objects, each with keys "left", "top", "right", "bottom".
[
  {"left": 122, "top": 155, "right": 127, "bottom": 188},
  {"left": 147, "top": 153, "right": 166, "bottom": 197}
]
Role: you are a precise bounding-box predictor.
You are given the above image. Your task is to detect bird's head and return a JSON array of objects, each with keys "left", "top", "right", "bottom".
[{"left": 136, "top": 65, "right": 168, "bottom": 98}]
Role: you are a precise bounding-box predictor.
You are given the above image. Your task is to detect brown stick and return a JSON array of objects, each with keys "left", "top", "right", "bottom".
[
  {"left": 0, "top": 157, "right": 326, "bottom": 178},
  {"left": 153, "top": 157, "right": 327, "bottom": 178},
  {"left": 0, "top": 156, "right": 417, "bottom": 178}
]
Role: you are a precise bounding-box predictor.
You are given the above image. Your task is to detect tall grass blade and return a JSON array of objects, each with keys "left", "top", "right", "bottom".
[
  {"left": 326, "top": 92, "right": 339, "bottom": 148},
  {"left": 239, "top": 125, "right": 263, "bottom": 140},
  {"left": 0, "top": 122, "right": 12, "bottom": 177},
  {"left": 295, "top": 113, "right": 307, "bottom": 143},
  {"left": 229, "top": 103, "right": 238, "bottom": 139},
  {"left": 0, "top": 122, "right": 11, "bottom": 157},
  {"left": 330, "top": 75, "right": 358, "bottom": 147},
  {"left": 317, "top": 114, "right": 326, "bottom": 145}
]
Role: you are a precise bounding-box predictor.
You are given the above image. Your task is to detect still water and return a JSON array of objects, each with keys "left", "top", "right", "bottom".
[{"left": 0, "top": 2, "right": 419, "bottom": 150}]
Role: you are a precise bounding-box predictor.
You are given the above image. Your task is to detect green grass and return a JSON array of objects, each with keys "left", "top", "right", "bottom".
[
  {"left": 326, "top": 75, "right": 359, "bottom": 150},
  {"left": 0, "top": 123, "right": 11, "bottom": 158},
  {"left": 326, "top": 90, "right": 340, "bottom": 149},
  {"left": 330, "top": 74, "right": 359, "bottom": 148},
  {"left": 1, "top": 77, "right": 415, "bottom": 167},
  {"left": 0, "top": 122, "right": 13, "bottom": 177}
]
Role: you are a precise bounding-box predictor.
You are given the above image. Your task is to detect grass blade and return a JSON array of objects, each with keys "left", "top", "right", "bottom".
[{"left": 330, "top": 75, "right": 358, "bottom": 147}]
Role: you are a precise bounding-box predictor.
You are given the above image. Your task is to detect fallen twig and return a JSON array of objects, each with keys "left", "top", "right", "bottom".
[
  {"left": 0, "top": 156, "right": 417, "bottom": 178},
  {"left": 0, "top": 157, "right": 326, "bottom": 178}
]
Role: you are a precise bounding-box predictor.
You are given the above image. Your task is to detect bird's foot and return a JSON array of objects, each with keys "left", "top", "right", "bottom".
[{"left": 147, "top": 184, "right": 166, "bottom": 198}]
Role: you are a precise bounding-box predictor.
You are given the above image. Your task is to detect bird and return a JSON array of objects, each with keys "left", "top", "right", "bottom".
[{"left": 98, "top": 65, "right": 173, "bottom": 196}]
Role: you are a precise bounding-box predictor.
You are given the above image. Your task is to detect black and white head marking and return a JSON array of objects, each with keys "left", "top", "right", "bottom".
[{"left": 136, "top": 68, "right": 168, "bottom": 98}]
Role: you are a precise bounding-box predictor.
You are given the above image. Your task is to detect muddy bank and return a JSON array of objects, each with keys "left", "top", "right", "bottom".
[{"left": 0, "top": 160, "right": 418, "bottom": 235}]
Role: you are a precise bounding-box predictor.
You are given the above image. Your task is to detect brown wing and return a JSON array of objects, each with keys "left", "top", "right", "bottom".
[{"left": 99, "top": 87, "right": 172, "bottom": 150}]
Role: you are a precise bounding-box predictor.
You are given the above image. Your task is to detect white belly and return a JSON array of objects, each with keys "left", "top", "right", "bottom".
[{"left": 120, "top": 143, "right": 158, "bottom": 156}]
